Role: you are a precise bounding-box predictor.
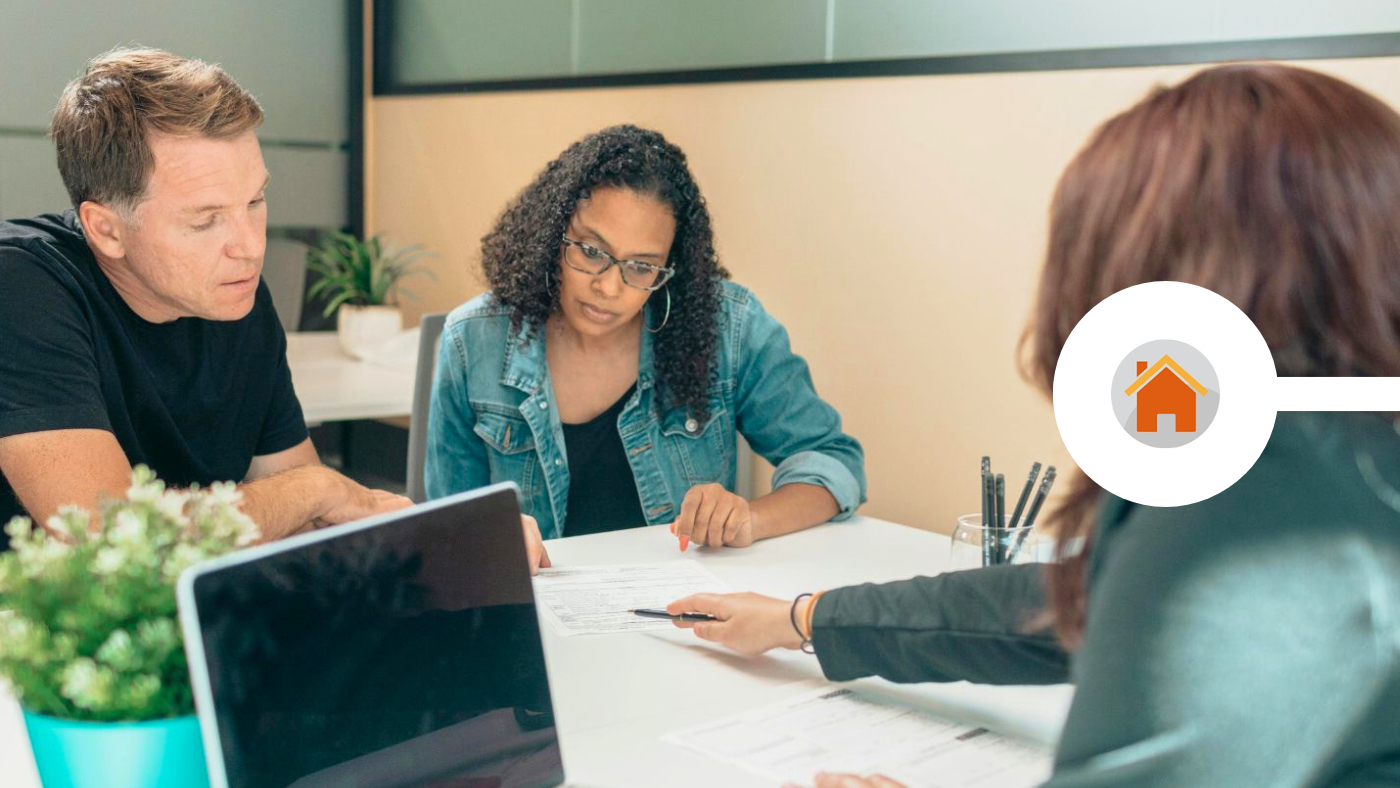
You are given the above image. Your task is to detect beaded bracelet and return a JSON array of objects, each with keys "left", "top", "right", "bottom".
[
  {"left": 805, "top": 590, "right": 825, "bottom": 644},
  {"left": 790, "top": 592, "right": 816, "bottom": 654}
]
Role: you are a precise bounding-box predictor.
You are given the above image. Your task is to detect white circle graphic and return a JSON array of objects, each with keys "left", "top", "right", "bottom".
[{"left": 1053, "top": 282, "right": 1277, "bottom": 507}]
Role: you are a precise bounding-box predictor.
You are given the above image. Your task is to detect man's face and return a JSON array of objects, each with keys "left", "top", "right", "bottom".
[{"left": 119, "top": 131, "right": 269, "bottom": 321}]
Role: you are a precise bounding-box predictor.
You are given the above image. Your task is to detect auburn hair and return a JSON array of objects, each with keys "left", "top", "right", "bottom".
[{"left": 1022, "top": 63, "right": 1400, "bottom": 647}]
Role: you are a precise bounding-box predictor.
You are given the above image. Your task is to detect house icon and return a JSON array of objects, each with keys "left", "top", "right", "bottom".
[{"left": 1123, "top": 354, "right": 1209, "bottom": 432}]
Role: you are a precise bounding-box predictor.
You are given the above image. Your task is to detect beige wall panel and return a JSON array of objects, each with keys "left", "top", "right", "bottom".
[{"left": 369, "top": 56, "right": 1400, "bottom": 533}]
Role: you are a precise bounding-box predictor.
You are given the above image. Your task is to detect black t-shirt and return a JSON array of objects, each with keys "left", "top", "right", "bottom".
[
  {"left": 561, "top": 384, "right": 647, "bottom": 537},
  {"left": 0, "top": 211, "right": 308, "bottom": 548}
]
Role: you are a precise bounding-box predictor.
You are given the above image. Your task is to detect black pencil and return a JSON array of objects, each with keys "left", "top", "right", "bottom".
[
  {"left": 1007, "top": 462, "right": 1042, "bottom": 532},
  {"left": 1008, "top": 466, "right": 1057, "bottom": 563},
  {"left": 994, "top": 473, "right": 1006, "bottom": 563},
  {"left": 981, "top": 457, "right": 993, "bottom": 567}
]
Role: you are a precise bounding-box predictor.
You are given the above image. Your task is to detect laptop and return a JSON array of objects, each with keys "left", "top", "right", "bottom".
[{"left": 178, "top": 482, "right": 571, "bottom": 788}]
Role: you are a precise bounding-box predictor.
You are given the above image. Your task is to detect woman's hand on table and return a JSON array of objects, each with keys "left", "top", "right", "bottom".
[
  {"left": 670, "top": 483, "right": 755, "bottom": 550},
  {"left": 784, "top": 774, "right": 909, "bottom": 788},
  {"left": 666, "top": 592, "right": 810, "bottom": 656},
  {"left": 522, "top": 514, "right": 551, "bottom": 575}
]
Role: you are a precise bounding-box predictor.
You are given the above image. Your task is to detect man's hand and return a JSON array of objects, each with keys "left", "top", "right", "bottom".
[
  {"left": 522, "top": 513, "right": 552, "bottom": 575},
  {"left": 671, "top": 483, "right": 755, "bottom": 550},
  {"left": 665, "top": 592, "right": 807, "bottom": 656},
  {"left": 316, "top": 475, "right": 413, "bottom": 526},
  {"left": 245, "top": 465, "right": 412, "bottom": 543}
]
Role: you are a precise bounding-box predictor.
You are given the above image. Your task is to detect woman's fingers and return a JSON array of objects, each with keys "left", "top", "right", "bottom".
[
  {"left": 667, "top": 593, "right": 729, "bottom": 619},
  {"left": 705, "top": 498, "right": 735, "bottom": 547},
  {"left": 521, "top": 514, "right": 548, "bottom": 575},
  {"left": 720, "top": 505, "right": 743, "bottom": 545},
  {"left": 813, "top": 774, "right": 874, "bottom": 788},
  {"left": 675, "top": 484, "right": 748, "bottom": 549},
  {"left": 666, "top": 592, "right": 733, "bottom": 631},
  {"left": 691, "top": 487, "right": 721, "bottom": 547},
  {"left": 668, "top": 592, "right": 795, "bottom": 655},
  {"left": 813, "top": 774, "right": 908, "bottom": 788},
  {"left": 673, "top": 488, "right": 702, "bottom": 550},
  {"left": 690, "top": 619, "right": 729, "bottom": 642}
]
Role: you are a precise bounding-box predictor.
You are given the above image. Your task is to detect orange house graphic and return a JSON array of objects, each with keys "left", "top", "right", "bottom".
[{"left": 1123, "top": 355, "right": 1208, "bottom": 432}]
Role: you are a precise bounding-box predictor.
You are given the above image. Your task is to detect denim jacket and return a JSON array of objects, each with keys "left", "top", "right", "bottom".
[{"left": 425, "top": 280, "right": 866, "bottom": 539}]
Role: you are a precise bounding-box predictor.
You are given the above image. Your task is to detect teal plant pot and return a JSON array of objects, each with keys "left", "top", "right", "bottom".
[{"left": 22, "top": 710, "right": 210, "bottom": 788}]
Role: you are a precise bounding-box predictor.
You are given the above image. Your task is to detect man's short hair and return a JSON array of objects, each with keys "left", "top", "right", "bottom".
[{"left": 50, "top": 47, "right": 264, "bottom": 216}]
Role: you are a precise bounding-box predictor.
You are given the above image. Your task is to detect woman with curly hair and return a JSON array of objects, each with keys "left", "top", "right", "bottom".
[
  {"left": 426, "top": 125, "right": 865, "bottom": 568},
  {"left": 668, "top": 64, "right": 1400, "bottom": 787}
]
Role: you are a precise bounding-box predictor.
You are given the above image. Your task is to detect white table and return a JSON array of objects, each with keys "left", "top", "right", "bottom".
[
  {"left": 541, "top": 517, "right": 1071, "bottom": 787},
  {"left": 0, "top": 682, "right": 37, "bottom": 785},
  {"left": 0, "top": 517, "right": 1072, "bottom": 787},
  {"left": 285, "top": 332, "right": 417, "bottom": 425}
]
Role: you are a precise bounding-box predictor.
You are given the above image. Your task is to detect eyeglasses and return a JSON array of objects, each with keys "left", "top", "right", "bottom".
[{"left": 561, "top": 236, "right": 674, "bottom": 291}]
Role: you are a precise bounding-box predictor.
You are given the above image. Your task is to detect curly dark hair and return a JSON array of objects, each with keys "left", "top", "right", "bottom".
[{"left": 481, "top": 125, "right": 730, "bottom": 421}]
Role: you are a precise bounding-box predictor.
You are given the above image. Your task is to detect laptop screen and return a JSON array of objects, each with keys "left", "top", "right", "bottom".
[{"left": 187, "top": 487, "right": 564, "bottom": 788}]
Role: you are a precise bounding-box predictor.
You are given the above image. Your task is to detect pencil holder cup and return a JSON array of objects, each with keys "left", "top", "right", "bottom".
[{"left": 951, "top": 514, "right": 1053, "bottom": 570}]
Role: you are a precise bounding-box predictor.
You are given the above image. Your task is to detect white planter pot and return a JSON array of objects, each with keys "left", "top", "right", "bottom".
[{"left": 337, "top": 304, "right": 402, "bottom": 360}]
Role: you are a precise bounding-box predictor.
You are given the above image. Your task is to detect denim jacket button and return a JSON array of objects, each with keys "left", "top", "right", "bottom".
[
  {"left": 554, "top": 457, "right": 563, "bottom": 466},
  {"left": 685, "top": 417, "right": 698, "bottom": 433},
  {"left": 539, "top": 400, "right": 548, "bottom": 410}
]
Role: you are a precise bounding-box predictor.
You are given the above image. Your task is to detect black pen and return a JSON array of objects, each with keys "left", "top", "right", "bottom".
[{"left": 631, "top": 608, "right": 718, "bottom": 621}]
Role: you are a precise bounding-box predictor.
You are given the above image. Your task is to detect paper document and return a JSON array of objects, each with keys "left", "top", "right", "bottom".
[
  {"left": 663, "top": 685, "right": 1052, "bottom": 787},
  {"left": 532, "top": 561, "right": 729, "bottom": 636}
]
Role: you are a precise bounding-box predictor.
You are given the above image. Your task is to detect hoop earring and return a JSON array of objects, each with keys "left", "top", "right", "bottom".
[{"left": 646, "top": 286, "right": 672, "bottom": 334}]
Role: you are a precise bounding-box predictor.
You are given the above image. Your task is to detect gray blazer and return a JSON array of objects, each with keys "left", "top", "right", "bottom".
[{"left": 812, "top": 412, "right": 1400, "bottom": 787}]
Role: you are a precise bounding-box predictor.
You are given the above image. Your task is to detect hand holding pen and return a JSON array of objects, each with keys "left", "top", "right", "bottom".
[
  {"left": 632, "top": 608, "right": 718, "bottom": 621},
  {"left": 662, "top": 592, "right": 813, "bottom": 655}
]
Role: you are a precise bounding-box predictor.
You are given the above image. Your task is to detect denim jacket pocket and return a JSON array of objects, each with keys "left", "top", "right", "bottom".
[
  {"left": 659, "top": 403, "right": 732, "bottom": 487},
  {"left": 473, "top": 411, "right": 539, "bottom": 499}
]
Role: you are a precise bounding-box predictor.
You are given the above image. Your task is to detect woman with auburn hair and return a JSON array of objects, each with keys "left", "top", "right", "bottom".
[
  {"left": 669, "top": 63, "right": 1400, "bottom": 787},
  {"left": 427, "top": 125, "right": 865, "bottom": 567}
]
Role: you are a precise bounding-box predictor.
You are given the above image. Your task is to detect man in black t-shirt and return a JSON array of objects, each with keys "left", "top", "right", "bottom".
[{"left": 0, "top": 48, "right": 410, "bottom": 550}]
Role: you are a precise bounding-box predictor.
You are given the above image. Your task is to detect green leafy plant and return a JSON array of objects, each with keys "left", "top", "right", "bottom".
[
  {"left": 0, "top": 467, "right": 258, "bottom": 722},
  {"left": 304, "top": 231, "right": 434, "bottom": 319}
]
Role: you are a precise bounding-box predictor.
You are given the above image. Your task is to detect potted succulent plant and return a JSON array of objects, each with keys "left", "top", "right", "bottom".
[
  {"left": 304, "top": 231, "right": 434, "bottom": 360},
  {"left": 0, "top": 467, "right": 259, "bottom": 788}
]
